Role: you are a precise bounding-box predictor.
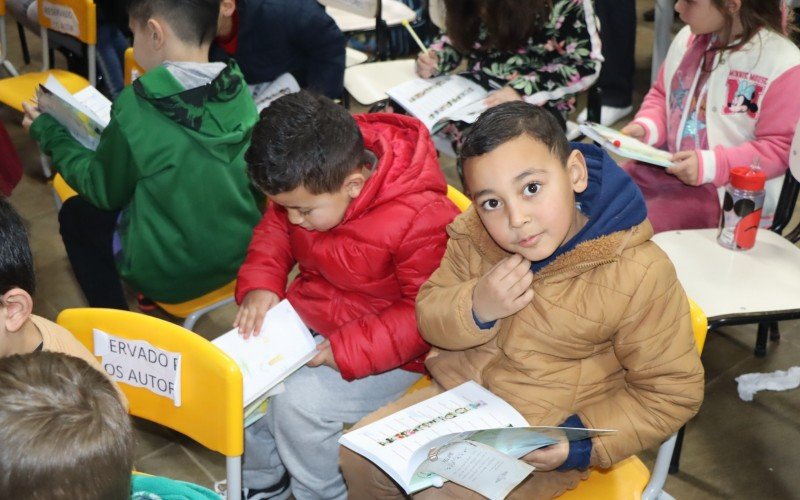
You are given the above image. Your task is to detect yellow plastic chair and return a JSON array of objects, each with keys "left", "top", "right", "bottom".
[
  {"left": 0, "top": 0, "right": 96, "bottom": 112},
  {"left": 124, "top": 47, "right": 144, "bottom": 86},
  {"left": 446, "top": 184, "right": 471, "bottom": 212},
  {"left": 0, "top": 0, "right": 20, "bottom": 76},
  {"left": 155, "top": 280, "right": 238, "bottom": 331},
  {"left": 57, "top": 308, "right": 244, "bottom": 500}
]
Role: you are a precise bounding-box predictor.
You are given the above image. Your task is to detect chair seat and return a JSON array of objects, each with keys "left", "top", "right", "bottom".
[
  {"left": 0, "top": 69, "right": 89, "bottom": 112},
  {"left": 344, "top": 59, "right": 415, "bottom": 105},
  {"left": 652, "top": 228, "right": 800, "bottom": 321},
  {"left": 326, "top": 0, "right": 415, "bottom": 32},
  {"left": 52, "top": 172, "right": 78, "bottom": 202},
  {"left": 345, "top": 47, "right": 369, "bottom": 67},
  {"left": 156, "top": 281, "right": 237, "bottom": 319},
  {"left": 557, "top": 456, "right": 651, "bottom": 499}
]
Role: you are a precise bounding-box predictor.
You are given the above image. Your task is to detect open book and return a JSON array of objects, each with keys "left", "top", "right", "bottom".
[
  {"left": 36, "top": 75, "right": 111, "bottom": 150},
  {"left": 212, "top": 300, "right": 318, "bottom": 426},
  {"left": 579, "top": 122, "right": 673, "bottom": 168},
  {"left": 249, "top": 72, "right": 300, "bottom": 112},
  {"left": 386, "top": 75, "right": 488, "bottom": 133},
  {"left": 339, "top": 381, "right": 614, "bottom": 498}
]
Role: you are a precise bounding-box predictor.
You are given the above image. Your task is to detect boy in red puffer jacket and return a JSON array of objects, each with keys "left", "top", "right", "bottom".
[{"left": 232, "top": 90, "right": 459, "bottom": 500}]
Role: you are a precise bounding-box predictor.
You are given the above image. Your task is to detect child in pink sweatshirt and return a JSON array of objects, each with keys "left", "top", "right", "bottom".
[{"left": 620, "top": 0, "right": 800, "bottom": 232}]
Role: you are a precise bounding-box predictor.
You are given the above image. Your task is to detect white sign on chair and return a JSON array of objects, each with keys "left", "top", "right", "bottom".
[{"left": 93, "top": 329, "right": 182, "bottom": 406}]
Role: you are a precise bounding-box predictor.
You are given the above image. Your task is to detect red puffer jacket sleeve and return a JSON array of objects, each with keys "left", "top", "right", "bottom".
[
  {"left": 235, "top": 202, "right": 296, "bottom": 303},
  {"left": 327, "top": 200, "right": 457, "bottom": 380}
]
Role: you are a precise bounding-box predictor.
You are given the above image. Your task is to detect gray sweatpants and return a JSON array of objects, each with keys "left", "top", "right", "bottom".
[{"left": 243, "top": 363, "right": 421, "bottom": 500}]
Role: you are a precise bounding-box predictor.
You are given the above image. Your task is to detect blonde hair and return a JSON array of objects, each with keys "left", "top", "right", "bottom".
[{"left": 0, "top": 352, "right": 133, "bottom": 500}]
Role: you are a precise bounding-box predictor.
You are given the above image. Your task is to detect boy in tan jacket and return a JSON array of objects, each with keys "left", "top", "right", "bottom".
[{"left": 340, "top": 102, "right": 705, "bottom": 499}]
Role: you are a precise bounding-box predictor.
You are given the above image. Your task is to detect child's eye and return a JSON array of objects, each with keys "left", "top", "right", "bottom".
[
  {"left": 480, "top": 199, "right": 501, "bottom": 211},
  {"left": 523, "top": 183, "right": 541, "bottom": 196}
]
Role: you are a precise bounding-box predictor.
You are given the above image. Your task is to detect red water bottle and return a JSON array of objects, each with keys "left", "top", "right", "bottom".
[{"left": 717, "top": 164, "right": 766, "bottom": 250}]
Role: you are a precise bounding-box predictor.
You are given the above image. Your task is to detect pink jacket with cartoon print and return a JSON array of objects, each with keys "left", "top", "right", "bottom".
[{"left": 631, "top": 25, "right": 800, "bottom": 220}]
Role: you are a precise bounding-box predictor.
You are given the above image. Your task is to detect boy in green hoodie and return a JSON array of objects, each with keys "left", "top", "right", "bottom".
[{"left": 23, "top": 0, "right": 261, "bottom": 309}]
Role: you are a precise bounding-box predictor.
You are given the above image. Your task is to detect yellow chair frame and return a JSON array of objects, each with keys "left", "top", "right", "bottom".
[
  {"left": 57, "top": 308, "right": 245, "bottom": 500},
  {"left": 0, "top": 0, "right": 96, "bottom": 113}
]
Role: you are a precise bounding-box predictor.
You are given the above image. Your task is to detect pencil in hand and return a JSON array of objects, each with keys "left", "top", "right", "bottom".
[{"left": 401, "top": 19, "right": 429, "bottom": 55}]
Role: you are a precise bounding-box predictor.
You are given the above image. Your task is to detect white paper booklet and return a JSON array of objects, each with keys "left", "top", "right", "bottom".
[
  {"left": 579, "top": 122, "right": 673, "bottom": 168},
  {"left": 386, "top": 75, "right": 488, "bottom": 133},
  {"left": 339, "top": 381, "right": 614, "bottom": 498},
  {"left": 212, "top": 300, "right": 317, "bottom": 420},
  {"left": 36, "top": 75, "right": 111, "bottom": 150},
  {"left": 249, "top": 73, "right": 300, "bottom": 111}
]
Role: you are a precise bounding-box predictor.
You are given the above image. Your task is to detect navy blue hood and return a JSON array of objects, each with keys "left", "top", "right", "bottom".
[{"left": 531, "top": 143, "right": 647, "bottom": 273}]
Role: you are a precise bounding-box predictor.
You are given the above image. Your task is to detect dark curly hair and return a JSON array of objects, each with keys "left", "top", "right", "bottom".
[{"left": 245, "top": 90, "right": 367, "bottom": 195}]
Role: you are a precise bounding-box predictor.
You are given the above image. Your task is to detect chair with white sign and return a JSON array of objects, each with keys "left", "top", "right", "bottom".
[{"left": 56, "top": 307, "right": 245, "bottom": 500}]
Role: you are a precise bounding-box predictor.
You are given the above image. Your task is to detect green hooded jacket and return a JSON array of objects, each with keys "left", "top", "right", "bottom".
[{"left": 31, "top": 61, "right": 262, "bottom": 302}]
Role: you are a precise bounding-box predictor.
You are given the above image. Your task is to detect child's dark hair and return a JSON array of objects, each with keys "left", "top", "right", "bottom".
[
  {"left": 444, "top": 0, "right": 552, "bottom": 52},
  {"left": 245, "top": 90, "right": 366, "bottom": 195},
  {"left": 0, "top": 196, "right": 35, "bottom": 296},
  {"left": 0, "top": 351, "right": 133, "bottom": 500},
  {"left": 461, "top": 101, "right": 570, "bottom": 165},
  {"left": 126, "top": 0, "right": 220, "bottom": 46}
]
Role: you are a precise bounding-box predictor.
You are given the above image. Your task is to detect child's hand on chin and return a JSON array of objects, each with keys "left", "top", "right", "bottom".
[
  {"left": 521, "top": 440, "right": 569, "bottom": 471},
  {"left": 306, "top": 339, "right": 339, "bottom": 371},
  {"left": 234, "top": 289, "right": 280, "bottom": 338},
  {"left": 472, "top": 254, "right": 534, "bottom": 324}
]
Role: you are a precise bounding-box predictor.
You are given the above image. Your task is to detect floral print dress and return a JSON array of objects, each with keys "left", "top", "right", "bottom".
[{"left": 431, "top": 0, "right": 601, "bottom": 116}]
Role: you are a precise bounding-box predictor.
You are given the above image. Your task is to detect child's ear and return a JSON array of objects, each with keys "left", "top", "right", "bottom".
[
  {"left": 2, "top": 288, "right": 33, "bottom": 334},
  {"left": 343, "top": 169, "right": 367, "bottom": 199},
  {"left": 220, "top": 0, "right": 236, "bottom": 17},
  {"left": 566, "top": 150, "right": 589, "bottom": 194},
  {"left": 146, "top": 18, "right": 166, "bottom": 51}
]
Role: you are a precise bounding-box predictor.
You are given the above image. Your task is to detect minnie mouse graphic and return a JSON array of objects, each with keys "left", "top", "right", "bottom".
[{"left": 728, "top": 80, "right": 760, "bottom": 114}]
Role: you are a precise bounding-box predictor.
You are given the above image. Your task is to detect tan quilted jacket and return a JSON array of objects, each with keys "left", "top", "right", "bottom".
[{"left": 417, "top": 208, "right": 704, "bottom": 468}]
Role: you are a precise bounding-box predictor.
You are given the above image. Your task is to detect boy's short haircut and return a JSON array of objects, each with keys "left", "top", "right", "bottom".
[
  {"left": 126, "top": 0, "right": 219, "bottom": 46},
  {"left": 0, "top": 196, "right": 35, "bottom": 296},
  {"left": 0, "top": 351, "right": 133, "bottom": 500},
  {"left": 245, "top": 90, "right": 366, "bottom": 195},
  {"left": 461, "top": 101, "right": 570, "bottom": 165}
]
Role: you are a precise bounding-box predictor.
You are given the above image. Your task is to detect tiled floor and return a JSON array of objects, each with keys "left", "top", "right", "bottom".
[{"left": 3, "top": 2, "right": 800, "bottom": 498}]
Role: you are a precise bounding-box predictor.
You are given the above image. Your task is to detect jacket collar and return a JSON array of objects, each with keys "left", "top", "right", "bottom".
[{"left": 448, "top": 208, "right": 654, "bottom": 280}]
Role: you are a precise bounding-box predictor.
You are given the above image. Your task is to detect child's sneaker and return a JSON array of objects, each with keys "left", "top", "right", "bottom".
[
  {"left": 136, "top": 293, "right": 158, "bottom": 313},
  {"left": 213, "top": 473, "right": 290, "bottom": 500}
]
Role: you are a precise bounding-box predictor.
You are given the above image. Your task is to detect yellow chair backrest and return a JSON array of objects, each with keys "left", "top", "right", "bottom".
[
  {"left": 446, "top": 184, "right": 471, "bottom": 213},
  {"left": 37, "top": 0, "right": 96, "bottom": 45},
  {"left": 0, "top": 0, "right": 6, "bottom": 16},
  {"left": 56, "top": 308, "right": 244, "bottom": 457},
  {"left": 124, "top": 47, "right": 144, "bottom": 86},
  {"left": 688, "top": 298, "right": 707, "bottom": 354}
]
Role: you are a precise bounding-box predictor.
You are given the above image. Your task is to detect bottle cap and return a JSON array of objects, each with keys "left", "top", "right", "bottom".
[{"left": 730, "top": 166, "right": 766, "bottom": 191}]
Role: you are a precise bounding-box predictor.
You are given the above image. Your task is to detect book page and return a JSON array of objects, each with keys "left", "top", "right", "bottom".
[
  {"left": 212, "top": 300, "right": 318, "bottom": 407},
  {"left": 72, "top": 85, "right": 111, "bottom": 127},
  {"left": 416, "top": 440, "right": 534, "bottom": 500},
  {"left": 579, "top": 122, "right": 673, "bottom": 168},
  {"left": 37, "top": 76, "right": 109, "bottom": 150},
  {"left": 338, "top": 381, "right": 529, "bottom": 492},
  {"left": 249, "top": 73, "right": 300, "bottom": 111},
  {"left": 386, "top": 76, "right": 488, "bottom": 131}
]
